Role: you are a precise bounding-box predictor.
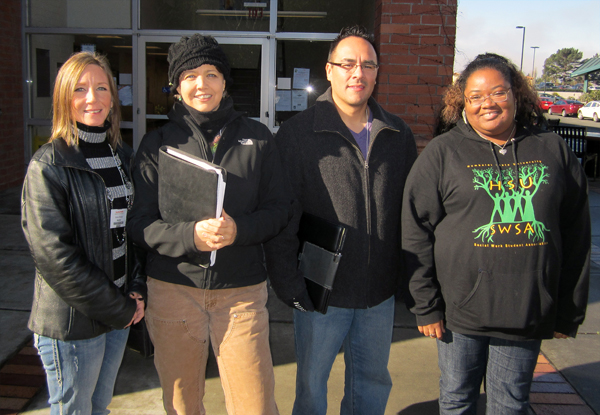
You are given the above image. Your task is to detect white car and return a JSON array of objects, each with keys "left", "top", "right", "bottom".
[{"left": 578, "top": 101, "right": 600, "bottom": 122}]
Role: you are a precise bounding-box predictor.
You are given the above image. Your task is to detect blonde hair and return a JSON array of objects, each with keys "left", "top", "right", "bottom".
[{"left": 50, "top": 52, "right": 122, "bottom": 147}]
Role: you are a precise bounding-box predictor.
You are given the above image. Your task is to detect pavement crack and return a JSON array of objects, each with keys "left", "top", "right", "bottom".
[
  {"left": 0, "top": 247, "right": 29, "bottom": 252},
  {"left": 0, "top": 308, "right": 31, "bottom": 312}
]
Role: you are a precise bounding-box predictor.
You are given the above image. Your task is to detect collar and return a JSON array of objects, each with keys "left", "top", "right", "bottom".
[
  {"left": 50, "top": 136, "right": 131, "bottom": 172},
  {"left": 457, "top": 119, "right": 530, "bottom": 146},
  {"left": 76, "top": 122, "right": 109, "bottom": 144},
  {"left": 313, "top": 88, "right": 399, "bottom": 141},
  {"left": 168, "top": 98, "right": 243, "bottom": 139}
]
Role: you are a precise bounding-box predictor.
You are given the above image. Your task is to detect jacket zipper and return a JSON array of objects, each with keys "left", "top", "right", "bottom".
[
  {"left": 325, "top": 129, "right": 373, "bottom": 278},
  {"left": 212, "top": 126, "right": 227, "bottom": 164},
  {"left": 187, "top": 122, "right": 231, "bottom": 289},
  {"left": 323, "top": 123, "right": 395, "bottom": 304},
  {"left": 63, "top": 164, "right": 127, "bottom": 335},
  {"left": 204, "top": 126, "right": 227, "bottom": 289},
  {"left": 67, "top": 165, "right": 115, "bottom": 282}
]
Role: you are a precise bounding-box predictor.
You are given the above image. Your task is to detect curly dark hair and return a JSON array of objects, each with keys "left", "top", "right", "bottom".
[
  {"left": 440, "top": 53, "right": 544, "bottom": 132},
  {"left": 328, "top": 25, "right": 378, "bottom": 62}
]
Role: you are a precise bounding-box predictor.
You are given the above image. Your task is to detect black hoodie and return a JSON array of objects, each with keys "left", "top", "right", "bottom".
[{"left": 402, "top": 120, "right": 590, "bottom": 340}]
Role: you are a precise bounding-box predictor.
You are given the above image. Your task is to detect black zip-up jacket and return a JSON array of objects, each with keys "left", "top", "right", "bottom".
[
  {"left": 22, "top": 138, "right": 144, "bottom": 341},
  {"left": 127, "top": 102, "right": 291, "bottom": 289},
  {"left": 265, "top": 89, "right": 417, "bottom": 309},
  {"left": 402, "top": 121, "right": 590, "bottom": 340}
]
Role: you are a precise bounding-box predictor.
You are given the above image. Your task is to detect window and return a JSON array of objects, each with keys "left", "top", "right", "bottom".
[
  {"left": 28, "top": 0, "right": 131, "bottom": 29},
  {"left": 275, "top": 40, "right": 330, "bottom": 126},
  {"left": 28, "top": 34, "right": 133, "bottom": 122},
  {"left": 277, "top": 0, "right": 373, "bottom": 33},
  {"left": 140, "top": 0, "right": 270, "bottom": 32}
]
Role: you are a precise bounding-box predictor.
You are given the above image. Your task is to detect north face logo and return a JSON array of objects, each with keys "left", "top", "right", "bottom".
[{"left": 238, "top": 139, "right": 253, "bottom": 145}]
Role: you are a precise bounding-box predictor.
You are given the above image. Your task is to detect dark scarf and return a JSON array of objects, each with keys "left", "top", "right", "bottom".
[{"left": 182, "top": 95, "right": 234, "bottom": 141}]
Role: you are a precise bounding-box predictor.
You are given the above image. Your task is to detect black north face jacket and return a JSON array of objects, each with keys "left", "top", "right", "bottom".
[{"left": 128, "top": 101, "right": 292, "bottom": 289}]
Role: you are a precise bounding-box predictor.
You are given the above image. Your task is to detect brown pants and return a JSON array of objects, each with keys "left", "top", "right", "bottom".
[{"left": 145, "top": 278, "right": 279, "bottom": 415}]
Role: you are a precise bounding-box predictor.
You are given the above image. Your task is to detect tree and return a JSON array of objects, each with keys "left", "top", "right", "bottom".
[
  {"left": 581, "top": 90, "right": 600, "bottom": 102},
  {"left": 471, "top": 163, "right": 549, "bottom": 244},
  {"left": 542, "top": 48, "right": 583, "bottom": 84}
]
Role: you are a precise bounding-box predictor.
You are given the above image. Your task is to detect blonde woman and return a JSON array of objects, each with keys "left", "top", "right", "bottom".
[{"left": 22, "top": 51, "right": 146, "bottom": 415}]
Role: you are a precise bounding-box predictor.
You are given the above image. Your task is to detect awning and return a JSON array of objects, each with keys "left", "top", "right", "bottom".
[{"left": 571, "top": 57, "right": 600, "bottom": 77}]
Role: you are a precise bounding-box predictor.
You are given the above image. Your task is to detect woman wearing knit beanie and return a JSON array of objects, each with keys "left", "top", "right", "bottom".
[{"left": 128, "top": 34, "right": 288, "bottom": 415}]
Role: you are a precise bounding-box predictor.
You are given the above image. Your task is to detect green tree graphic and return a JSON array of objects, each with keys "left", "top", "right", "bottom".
[{"left": 472, "top": 163, "right": 550, "bottom": 243}]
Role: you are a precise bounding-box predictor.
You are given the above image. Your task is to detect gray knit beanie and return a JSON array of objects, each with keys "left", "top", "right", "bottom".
[{"left": 167, "top": 34, "right": 232, "bottom": 93}]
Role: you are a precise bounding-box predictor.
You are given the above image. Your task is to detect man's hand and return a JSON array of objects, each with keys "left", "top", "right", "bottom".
[{"left": 284, "top": 289, "right": 315, "bottom": 312}]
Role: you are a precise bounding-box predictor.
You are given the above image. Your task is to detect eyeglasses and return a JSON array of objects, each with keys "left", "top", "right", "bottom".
[
  {"left": 328, "top": 62, "right": 379, "bottom": 73},
  {"left": 465, "top": 89, "right": 511, "bottom": 106}
]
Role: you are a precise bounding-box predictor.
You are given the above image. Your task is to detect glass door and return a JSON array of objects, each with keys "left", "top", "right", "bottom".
[{"left": 135, "top": 35, "right": 270, "bottom": 149}]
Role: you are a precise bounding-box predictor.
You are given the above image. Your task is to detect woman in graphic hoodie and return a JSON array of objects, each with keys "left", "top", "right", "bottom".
[{"left": 402, "top": 53, "right": 590, "bottom": 415}]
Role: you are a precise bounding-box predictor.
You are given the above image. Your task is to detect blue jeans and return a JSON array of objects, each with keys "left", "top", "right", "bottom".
[
  {"left": 34, "top": 328, "right": 129, "bottom": 415},
  {"left": 292, "top": 296, "right": 394, "bottom": 415},
  {"left": 437, "top": 329, "right": 541, "bottom": 415}
]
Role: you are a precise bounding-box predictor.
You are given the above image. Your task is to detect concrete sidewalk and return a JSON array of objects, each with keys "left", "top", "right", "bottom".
[{"left": 1, "top": 182, "right": 599, "bottom": 415}]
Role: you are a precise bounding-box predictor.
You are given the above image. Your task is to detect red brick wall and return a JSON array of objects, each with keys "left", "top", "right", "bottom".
[
  {"left": 0, "top": 0, "right": 24, "bottom": 190},
  {"left": 374, "top": 0, "right": 457, "bottom": 149}
]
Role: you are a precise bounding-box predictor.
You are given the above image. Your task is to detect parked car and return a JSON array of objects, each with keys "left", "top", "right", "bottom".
[
  {"left": 539, "top": 93, "right": 554, "bottom": 99},
  {"left": 578, "top": 100, "right": 600, "bottom": 122},
  {"left": 539, "top": 96, "right": 554, "bottom": 111},
  {"left": 548, "top": 99, "right": 584, "bottom": 116},
  {"left": 537, "top": 82, "right": 555, "bottom": 90}
]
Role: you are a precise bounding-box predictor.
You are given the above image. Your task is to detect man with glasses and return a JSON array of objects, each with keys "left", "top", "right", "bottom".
[{"left": 265, "top": 25, "right": 417, "bottom": 415}]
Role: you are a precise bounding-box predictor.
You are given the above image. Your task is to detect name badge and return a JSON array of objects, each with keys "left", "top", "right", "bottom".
[{"left": 110, "top": 209, "right": 127, "bottom": 229}]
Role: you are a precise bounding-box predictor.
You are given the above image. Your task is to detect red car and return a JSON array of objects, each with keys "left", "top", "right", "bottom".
[
  {"left": 538, "top": 96, "right": 554, "bottom": 111},
  {"left": 548, "top": 99, "right": 584, "bottom": 116}
]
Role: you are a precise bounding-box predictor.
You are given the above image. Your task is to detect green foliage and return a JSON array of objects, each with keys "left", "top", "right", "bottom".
[
  {"left": 543, "top": 48, "right": 583, "bottom": 84},
  {"left": 580, "top": 90, "right": 600, "bottom": 102}
]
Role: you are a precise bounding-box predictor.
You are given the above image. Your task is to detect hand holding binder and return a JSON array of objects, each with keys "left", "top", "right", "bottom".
[
  {"left": 158, "top": 146, "right": 227, "bottom": 266},
  {"left": 194, "top": 209, "right": 237, "bottom": 250}
]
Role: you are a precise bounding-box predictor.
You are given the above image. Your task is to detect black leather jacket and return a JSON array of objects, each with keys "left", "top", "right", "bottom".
[{"left": 22, "top": 138, "right": 146, "bottom": 341}]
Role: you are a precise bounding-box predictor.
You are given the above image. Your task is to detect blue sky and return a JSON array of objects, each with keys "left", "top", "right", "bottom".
[{"left": 454, "top": 0, "right": 600, "bottom": 78}]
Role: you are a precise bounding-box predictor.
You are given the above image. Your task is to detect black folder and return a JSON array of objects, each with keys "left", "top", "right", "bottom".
[
  {"left": 158, "top": 146, "right": 227, "bottom": 266},
  {"left": 297, "top": 213, "right": 347, "bottom": 314}
]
